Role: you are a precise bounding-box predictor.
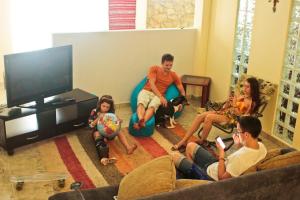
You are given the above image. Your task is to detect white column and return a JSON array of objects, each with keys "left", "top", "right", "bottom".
[
  {"left": 194, "top": 0, "right": 203, "bottom": 28},
  {"left": 136, "top": 0, "right": 147, "bottom": 29}
]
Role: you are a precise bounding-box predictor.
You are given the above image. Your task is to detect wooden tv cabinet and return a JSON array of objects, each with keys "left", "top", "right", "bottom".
[{"left": 0, "top": 88, "right": 98, "bottom": 155}]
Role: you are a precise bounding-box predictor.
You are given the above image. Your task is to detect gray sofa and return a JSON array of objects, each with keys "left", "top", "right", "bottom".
[{"left": 49, "top": 162, "right": 300, "bottom": 200}]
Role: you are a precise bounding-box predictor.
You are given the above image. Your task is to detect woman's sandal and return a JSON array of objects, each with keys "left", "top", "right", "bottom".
[
  {"left": 195, "top": 139, "right": 210, "bottom": 147},
  {"left": 100, "top": 157, "right": 117, "bottom": 166},
  {"left": 171, "top": 144, "right": 186, "bottom": 153}
]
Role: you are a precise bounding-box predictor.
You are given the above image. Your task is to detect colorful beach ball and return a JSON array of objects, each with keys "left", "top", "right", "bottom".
[{"left": 97, "top": 113, "right": 121, "bottom": 138}]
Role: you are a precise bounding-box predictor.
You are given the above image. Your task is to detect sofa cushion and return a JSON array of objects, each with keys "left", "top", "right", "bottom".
[
  {"left": 117, "top": 155, "right": 176, "bottom": 200},
  {"left": 175, "top": 179, "right": 212, "bottom": 190},
  {"left": 257, "top": 150, "right": 300, "bottom": 171},
  {"left": 242, "top": 148, "right": 282, "bottom": 175}
]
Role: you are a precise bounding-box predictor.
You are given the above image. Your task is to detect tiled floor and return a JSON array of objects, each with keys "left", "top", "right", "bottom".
[{"left": 0, "top": 96, "right": 287, "bottom": 200}]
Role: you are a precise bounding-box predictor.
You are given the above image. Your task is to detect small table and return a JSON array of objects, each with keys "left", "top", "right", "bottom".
[{"left": 181, "top": 75, "right": 211, "bottom": 107}]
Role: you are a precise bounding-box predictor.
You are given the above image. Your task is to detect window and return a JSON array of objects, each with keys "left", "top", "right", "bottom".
[
  {"left": 230, "top": 0, "right": 255, "bottom": 90},
  {"left": 9, "top": 0, "right": 199, "bottom": 52},
  {"left": 273, "top": 0, "right": 300, "bottom": 144}
]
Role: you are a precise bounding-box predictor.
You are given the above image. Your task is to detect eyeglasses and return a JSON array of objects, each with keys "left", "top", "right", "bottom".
[{"left": 236, "top": 129, "right": 245, "bottom": 135}]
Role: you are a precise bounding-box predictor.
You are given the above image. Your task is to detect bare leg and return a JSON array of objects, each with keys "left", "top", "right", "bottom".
[
  {"left": 172, "top": 111, "right": 214, "bottom": 149},
  {"left": 117, "top": 131, "right": 137, "bottom": 154},
  {"left": 134, "top": 107, "right": 154, "bottom": 129},
  {"left": 134, "top": 104, "right": 146, "bottom": 130},
  {"left": 185, "top": 142, "right": 198, "bottom": 161},
  {"left": 198, "top": 113, "right": 229, "bottom": 143},
  {"left": 137, "top": 103, "right": 146, "bottom": 121},
  {"left": 142, "top": 107, "right": 155, "bottom": 125},
  {"left": 171, "top": 142, "right": 197, "bottom": 169}
]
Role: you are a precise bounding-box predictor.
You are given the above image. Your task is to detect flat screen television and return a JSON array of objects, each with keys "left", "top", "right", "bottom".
[{"left": 4, "top": 45, "right": 73, "bottom": 108}]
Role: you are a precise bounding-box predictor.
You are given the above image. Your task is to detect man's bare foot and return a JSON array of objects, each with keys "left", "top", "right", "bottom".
[
  {"left": 133, "top": 119, "right": 145, "bottom": 130},
  {"left": 133, "top": 123, "right": 141, "bottom": 130},
  {"left": 127, "top": 144, "right": 137, "bottom": 154},
  {"left": 138, "top": 119, "right": 145, "bottom": 128},
  {"left": 100, "top": 157, "right": 117, "bottom": 166}
]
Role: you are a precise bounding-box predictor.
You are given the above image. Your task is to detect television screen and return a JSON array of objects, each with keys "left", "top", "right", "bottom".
[{"left": 4, "top": 45, "right": 73, "bottom": 108}]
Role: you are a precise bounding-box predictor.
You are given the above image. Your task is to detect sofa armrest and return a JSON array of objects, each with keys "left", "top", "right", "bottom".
[{"left": 48, "top": 185, "right": 118, "bottom": 200}]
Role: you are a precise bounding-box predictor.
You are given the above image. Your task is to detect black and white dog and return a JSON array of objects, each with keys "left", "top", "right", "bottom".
[{"left": 155, "top": 95, "right": 188, "bottom": 128}]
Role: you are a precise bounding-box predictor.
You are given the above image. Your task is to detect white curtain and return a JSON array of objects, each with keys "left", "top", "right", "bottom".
[{"left": 10, "top": 0, "right": 109, "bottom": 52}]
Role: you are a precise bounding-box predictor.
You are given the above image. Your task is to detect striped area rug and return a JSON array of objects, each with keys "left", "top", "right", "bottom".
[{"left": 41, "top": 124, "right": 216, "bottom": 190}]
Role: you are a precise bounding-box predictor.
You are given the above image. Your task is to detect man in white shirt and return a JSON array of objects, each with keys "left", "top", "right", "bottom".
[{"left": 172, "top": 116, "right": 267, "bottom": 181}]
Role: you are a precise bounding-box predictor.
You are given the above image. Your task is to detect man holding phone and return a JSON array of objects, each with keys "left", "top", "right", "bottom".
[{"left": 172, "top": 116, "right": 267, "bottom": 181}]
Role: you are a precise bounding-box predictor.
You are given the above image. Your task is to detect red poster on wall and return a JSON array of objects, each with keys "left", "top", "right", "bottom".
[{"left": 109, "top": 0, "right": 136, "bottom": 30}]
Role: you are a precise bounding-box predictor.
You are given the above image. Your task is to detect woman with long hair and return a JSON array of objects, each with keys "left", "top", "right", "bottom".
[{"left": 171, "top": 77, "right": 260, "bottom": 151}]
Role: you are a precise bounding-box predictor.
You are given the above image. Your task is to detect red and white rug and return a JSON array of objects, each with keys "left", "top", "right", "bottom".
[{"left": 34, "top": 124, "right": 215, "bottom": 191}]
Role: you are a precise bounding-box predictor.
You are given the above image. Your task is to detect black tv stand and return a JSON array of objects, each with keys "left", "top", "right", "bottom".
[
  {"left": 7, "top": 107, "right": 22, "bottom": 117},
  {"left": 49, "top": 97, "right": 76, "bottom": 106},
  {"left": 0, "top": 88, "right": 98, "bottom": 155},
  {"left": 18, "top": 97, "right": 76, "bottom": 110}
]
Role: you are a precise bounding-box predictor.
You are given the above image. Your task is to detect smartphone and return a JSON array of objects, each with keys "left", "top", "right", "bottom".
[{"left": 216, "top": 136, "right": 226, "bottom": 149}]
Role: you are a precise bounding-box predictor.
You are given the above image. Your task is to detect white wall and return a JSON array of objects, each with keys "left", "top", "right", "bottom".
[
  {"left": 53, "top": 29, "right": 196, "bottom": 104},
  {"left": 0, "top": 0, "right": 12, "bottom": 84},
  {"left": 205, "top": 0, "right": 238, "bottom": 101}
]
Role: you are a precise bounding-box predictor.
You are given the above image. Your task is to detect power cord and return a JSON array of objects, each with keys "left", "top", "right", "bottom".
[{"left": 70, "top": 182, "right": 85, "bottom": 200}]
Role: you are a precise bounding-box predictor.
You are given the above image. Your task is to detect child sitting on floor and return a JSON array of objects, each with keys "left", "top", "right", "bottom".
[{"left": 89, "top": 95, "right": 137, "bottom": 165}]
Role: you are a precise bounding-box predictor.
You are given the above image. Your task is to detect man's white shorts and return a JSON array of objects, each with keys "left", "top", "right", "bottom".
[{"left": 137, "top": 89, "right": 161, "bottom": 111}]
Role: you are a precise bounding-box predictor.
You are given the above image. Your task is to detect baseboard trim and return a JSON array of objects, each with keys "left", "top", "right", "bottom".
[{"left": 115, "top": 102, "right": 130, "bottom": 109}]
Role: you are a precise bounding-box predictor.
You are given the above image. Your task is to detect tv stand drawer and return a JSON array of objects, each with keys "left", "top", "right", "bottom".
[{"left": 6, "top": 130, "right": 53, "bottom": 150}]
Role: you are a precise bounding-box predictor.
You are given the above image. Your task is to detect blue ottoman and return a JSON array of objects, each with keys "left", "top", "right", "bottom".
[
  {"left": 128, "top": 77, "right": 182, "bottom": 137},
  {"left": 129, "top": 112, "right": 155, "bottom": 137}
]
